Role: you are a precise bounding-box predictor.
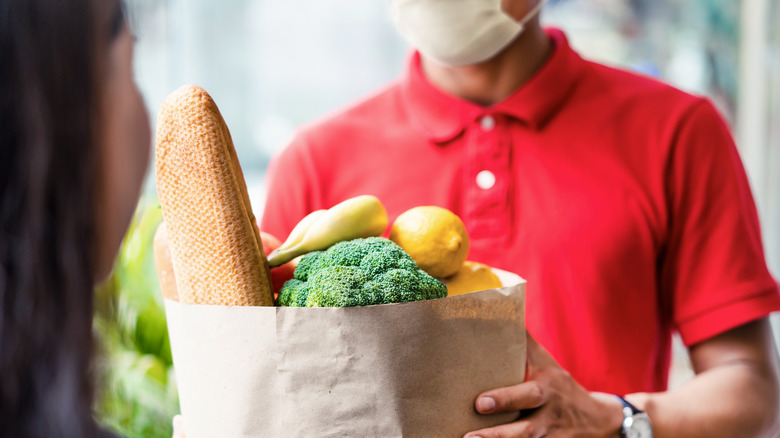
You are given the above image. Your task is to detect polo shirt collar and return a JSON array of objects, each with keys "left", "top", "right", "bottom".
[{"left": 400, "top": 28, "right": 585, "bottom": 143}]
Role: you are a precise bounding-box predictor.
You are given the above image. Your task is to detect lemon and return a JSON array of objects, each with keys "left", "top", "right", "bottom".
[
  {"left": 443, "top": 261, "right": 502, "bottom": 296},
  {"left": 389, "top": 206, "right": 469, "bottom": 278}
]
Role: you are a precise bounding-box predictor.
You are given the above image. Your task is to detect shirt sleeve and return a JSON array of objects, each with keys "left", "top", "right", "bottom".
[
  {"left": 259, "top": 132, "right": 323, "bottom": 241},
  {"left": 661, "top": 98, "right": 780, "bottom": 347}
]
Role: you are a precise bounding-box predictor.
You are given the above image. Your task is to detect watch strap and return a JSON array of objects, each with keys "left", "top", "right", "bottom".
[
  {"left": 616, "top": 395, "right": 644, "bottom": 437},
  {"left": 617, "top": 396, "right": 653, "bottom": 438},
  {"left": 616, "top": 395, "right": 642, "bottom": 415}
]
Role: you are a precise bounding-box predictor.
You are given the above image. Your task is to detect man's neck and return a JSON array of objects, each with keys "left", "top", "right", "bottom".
[{"left": 420, "top": 26, "right": 552, "bottom": 107}]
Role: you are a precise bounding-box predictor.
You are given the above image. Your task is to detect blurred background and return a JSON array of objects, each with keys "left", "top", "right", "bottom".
[{"left": 96, "top": 0, "right": 780, "bottom": 436}]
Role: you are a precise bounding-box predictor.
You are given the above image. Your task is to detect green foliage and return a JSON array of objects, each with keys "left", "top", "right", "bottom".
[
  {"left": 277, "top": 237, "right": 447, "bottom": 308},
  {"left": 94, "top": 197, "right": 179, "bottom": 438}
]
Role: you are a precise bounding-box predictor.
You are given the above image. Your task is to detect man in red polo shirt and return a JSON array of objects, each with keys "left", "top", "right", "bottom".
[{"left": 261, "top": 1, "right": 780, "bottom": 437}]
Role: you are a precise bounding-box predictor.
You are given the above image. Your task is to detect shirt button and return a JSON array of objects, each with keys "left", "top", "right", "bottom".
[
  {"left": 480, "top": 115, "right": 496, "bottom": 131},
  {"left": 476, "top": 170, "right": 496, "bottom": 190}
]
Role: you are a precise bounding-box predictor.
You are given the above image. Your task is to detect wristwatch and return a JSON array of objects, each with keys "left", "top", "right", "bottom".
[{"left": 616, "top": 396, "right": 653, "bottom": 438}]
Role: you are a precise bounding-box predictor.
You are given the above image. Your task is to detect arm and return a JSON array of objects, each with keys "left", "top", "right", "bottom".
[
  {"left": 464, "top": 319, "right": 780, "bottom": 438},
  {"left": 629, "top": 318, "right": 780, "bottom": 437}
]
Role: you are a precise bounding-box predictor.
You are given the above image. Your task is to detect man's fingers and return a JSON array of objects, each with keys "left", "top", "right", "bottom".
[
  {"left": 475, "top": 381, "right": 548, "bottom": 414},
  {"left": 463, "top": 417, "right": 546, "bottom": 438}
]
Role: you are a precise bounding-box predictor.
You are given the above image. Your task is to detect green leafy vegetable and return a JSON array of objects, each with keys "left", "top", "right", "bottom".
[{"left": 277, "top": 237, "right": 447, "bottom": 307}]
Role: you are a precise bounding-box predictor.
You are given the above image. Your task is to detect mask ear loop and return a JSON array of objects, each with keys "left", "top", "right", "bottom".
[{"left": 515, "top": 0, "right": 550, "bottom": 29}]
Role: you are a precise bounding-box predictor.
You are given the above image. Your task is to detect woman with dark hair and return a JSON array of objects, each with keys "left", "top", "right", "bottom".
[{"left": 0, "top": 0, "right": 150, "bottom": 435}]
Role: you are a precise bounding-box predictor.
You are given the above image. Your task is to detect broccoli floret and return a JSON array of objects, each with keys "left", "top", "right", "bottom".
[
  {"left": 276, "top": 278, "right": 311, "bottom": 307},
  {"left": 416, "top": 270, "right": 451, "bottom": 300},
  {"left": 292, "top": 250, "right": 329, "bottom": 281},
  {"left": 279, "top": 237, "right": 447, "bottom": 307},
  {"left": 304, "top": 266, "right": 371, "bottom": 307}
]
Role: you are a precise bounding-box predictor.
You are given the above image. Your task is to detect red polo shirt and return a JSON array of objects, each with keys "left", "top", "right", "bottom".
[{"left": 261, "top": 28, "right": 780, "bottom": 395}]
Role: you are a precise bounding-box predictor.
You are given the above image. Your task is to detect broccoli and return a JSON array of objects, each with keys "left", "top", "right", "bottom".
[
  {"left": 275, "top": 278, "right": 310, "bottom": 307},
  {"left": 276, "top": 237, "right": 447, "bottom": 307}
]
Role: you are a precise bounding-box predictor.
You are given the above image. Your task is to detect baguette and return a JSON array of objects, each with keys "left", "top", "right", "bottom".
[
  {"left": 155, "top": 85, "right": 273, "bottom": 306},
  {"left": 153, "top": 221, "right": 178, "bottom": 302}
]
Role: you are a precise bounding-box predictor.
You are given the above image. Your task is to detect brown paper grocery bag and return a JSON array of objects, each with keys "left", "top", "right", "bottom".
[{"left": 166, "top": 269, "right": 526, "bottom": 438}]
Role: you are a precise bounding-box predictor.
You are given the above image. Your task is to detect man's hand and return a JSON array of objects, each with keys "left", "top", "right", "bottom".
[{"left": 464, "top": 335, "right": 624, "bottom": 438}]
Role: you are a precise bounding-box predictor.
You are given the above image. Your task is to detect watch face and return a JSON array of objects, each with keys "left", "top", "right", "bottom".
[{"left": 626, "top": 413, "right": 653, "bottom": 438}]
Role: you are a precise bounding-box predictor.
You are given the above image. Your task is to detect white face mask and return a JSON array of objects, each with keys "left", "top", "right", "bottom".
[{"left": 390, "top": 0, "right": 549, "bottom": 67}]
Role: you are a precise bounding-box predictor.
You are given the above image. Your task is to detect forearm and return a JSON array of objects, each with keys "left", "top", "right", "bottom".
[
  {"left": 627, "top": 360, "right": 780, "bottom": 438},
  {"left": 468, "top": 322, "right": 780, "bottom": 438}
]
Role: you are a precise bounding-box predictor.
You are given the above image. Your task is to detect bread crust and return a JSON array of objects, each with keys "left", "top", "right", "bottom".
[
  {"left": 155, "top": 85, "right": 273, "bottom": 306},
  {"left": 153, "top": 221, "right": 178, "bottom": 302}
]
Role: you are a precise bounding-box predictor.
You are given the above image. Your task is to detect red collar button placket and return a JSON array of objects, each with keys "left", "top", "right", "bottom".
[{"left": 463, "top": 113, "right": 514, "bottom": 245}]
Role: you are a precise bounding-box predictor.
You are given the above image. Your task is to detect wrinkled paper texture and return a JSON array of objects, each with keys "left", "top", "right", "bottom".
[{"left": 166, "top": 269, "right": 526, "bottom": 437}]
